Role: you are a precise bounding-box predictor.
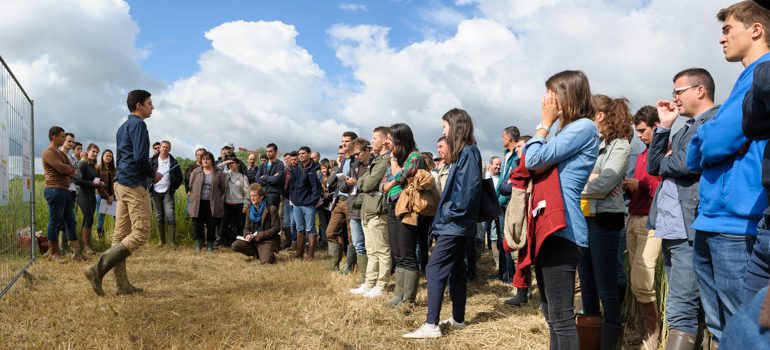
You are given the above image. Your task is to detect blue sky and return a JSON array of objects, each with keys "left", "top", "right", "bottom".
[{"left": 128, "top": 0, "right": 468, "bottom": 85}]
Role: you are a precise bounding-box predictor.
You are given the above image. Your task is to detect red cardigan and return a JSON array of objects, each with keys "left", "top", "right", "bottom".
[{"left": 504, "top": 154, "right": 566, "bottom": 289}]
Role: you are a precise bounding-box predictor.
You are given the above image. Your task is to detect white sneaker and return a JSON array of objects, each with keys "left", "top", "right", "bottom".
[
  {"left": 363, "top": 287, "right": 384, "bottom": 298},
  {"left": 439, "top": 317, "right": 467, "bottom": 330},
  {"left": 403, "top": 323, "right": 441, "bottom": 339},
  {"left": 349, "top": 284, "right": 371, "bottom": 295}
]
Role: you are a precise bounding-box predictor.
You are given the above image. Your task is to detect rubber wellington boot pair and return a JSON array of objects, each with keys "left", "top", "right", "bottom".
[{"left": 385, "top": 267, "right": 419, "bottom": 308}]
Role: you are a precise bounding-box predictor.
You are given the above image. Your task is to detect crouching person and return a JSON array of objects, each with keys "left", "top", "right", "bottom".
[{"left": 232, "top": 183, "right": 281, "bottom": 264}]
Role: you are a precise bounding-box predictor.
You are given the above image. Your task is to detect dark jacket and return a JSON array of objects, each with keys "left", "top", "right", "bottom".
[
  {"left": 76, "top": 160, "right": 109, "bottom": 200},
  {"left": 95, "top": 164, "right": 115, "bottom": 197},
  {"left": 187, "top": 167, "right": 227, "bottom": 218},
  {"left": 115, "top": 114, "right": 154, "bottom": 187},
  {"left": 245, "top": 165, "right": 259, "bottom": 184},
  {"left": 150, "top": 154, "right": 183, "bottom": 193},
  {"left": 243, "top": 204, "right": 281, "bottom": 242},
  {"left": 743, "top": 60, "right": 770, "bottom": 213},
  {"left": 430, "top": 145, "right": 482, "bottom": 237},
  {"left": 289, "top": 161, "right": 321, "bottom": 206},
  {"left": 647, "top": 106, "right": 718, "bottom": 239},
  {"left": 254, "top": 159, "right": 285, "bottom": 197}
]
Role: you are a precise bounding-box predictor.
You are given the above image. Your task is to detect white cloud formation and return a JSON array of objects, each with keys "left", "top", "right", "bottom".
[
  {"left": 0, "top": 0, "right": 750, "bottom": 169},
  {"left": 339, "top": 3, "right": 367, "bottom": 12},
  {"left": 0, "top": 0, "right": 159, "bottom": 158}
]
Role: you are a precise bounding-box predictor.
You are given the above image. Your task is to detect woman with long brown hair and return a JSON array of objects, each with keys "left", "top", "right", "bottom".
[
  {"left": 577, "top": 95, "right": 632, "bottom": 349},
  {"left": 75, "top": 143, "right": 107, "bottom": 259},
  {"left": 95, "top": 149, "right": 116, "bottom": 239},
  {"left": 522, "top": 70, "right": 601, "bottom": 349},
  {"left": 403, "top": 108, "right": 482, "bottom": 338}
]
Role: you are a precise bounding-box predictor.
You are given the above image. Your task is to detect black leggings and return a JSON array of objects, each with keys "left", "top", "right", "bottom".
[
  {"left": 194, "top": 200, "right": 220, "bottom": 243},
  {"left": 535, "top": 235, "right": 583, "bottom": 350},
  {"left": 387, "top": 206, "right": 431, "bottom": 272},
  {"left": 76, "top": 194, "right": 96, "bottom": 229}
]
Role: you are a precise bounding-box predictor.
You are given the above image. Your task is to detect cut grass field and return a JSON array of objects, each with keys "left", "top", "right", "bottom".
[{"left": 0, "top": 245, "right": 551, "bottom": 350}]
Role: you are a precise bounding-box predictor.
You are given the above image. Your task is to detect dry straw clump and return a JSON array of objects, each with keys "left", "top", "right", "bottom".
[{"left": 0, "top": 247, "right": 550, "bottom": 350}]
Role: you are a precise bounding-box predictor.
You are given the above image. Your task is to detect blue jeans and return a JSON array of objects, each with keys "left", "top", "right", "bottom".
[
  {"left": 349, "top": 218, "right": 366, "bottom": 255},
  {"left": 292, "top": 205, "right": 317, "bottom": 234},
  {"left": 44, "top": 187, "right": 77, "bottom": 242},
  {"left": 720, "top": 286, "right": 770, "bottom": 349},
  {"left": 496, "top": 214, "right": 515, "bottom": 283},
  {"left": 662, "top": 238, "right": 701, "bottom": 335},
  {"left": 744, "top": 216, "right": 770, "bottom": 301},
  {"left": 578, "top": 218, "right": 622, "bottom": 325},
  {"left": 95, "top": 194, "right": 107, "bottom": 230},
  {"left": 426, "top": 235, "right": 468, "bottom": 325},
  {"left": 693, "top": 231, "right": 755, "bottom": 341},
  {"left": 283, "top": 199, "right": 296, "bottom": 241}
]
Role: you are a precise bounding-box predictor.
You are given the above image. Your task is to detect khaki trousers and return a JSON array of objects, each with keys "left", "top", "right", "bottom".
[
  {"left": 363, "top": 214, "right": 391, "bottom": 289},
  {"left": 627, "top": 214, "right": 661, "bottom": 303},
  {"left": 112, "top": 183, "right": 151, "bottom": 253}
]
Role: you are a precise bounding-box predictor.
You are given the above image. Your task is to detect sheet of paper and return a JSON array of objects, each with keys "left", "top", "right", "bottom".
[{"left": 99, "top": 199, "right": 117, "bottom": 216}]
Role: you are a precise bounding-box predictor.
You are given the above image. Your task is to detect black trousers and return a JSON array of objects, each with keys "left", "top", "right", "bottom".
[
  {"left": 387, "top": 206, "right": 430, "bottom": 272},
  {"left": 535, "top": 235, "right": 582, "bottom": 350},
  {"left": 194, "top": 200, "right": 220, "bottom": 243}
]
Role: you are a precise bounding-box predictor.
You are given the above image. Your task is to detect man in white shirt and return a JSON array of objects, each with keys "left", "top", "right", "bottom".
[{"left": 150, "top": 141, "right": 183, "bottom": 247}]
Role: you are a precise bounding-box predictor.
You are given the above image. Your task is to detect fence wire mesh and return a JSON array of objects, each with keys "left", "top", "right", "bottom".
[{"left": 0, "top": 55, "right": 35, "bottom": 298}]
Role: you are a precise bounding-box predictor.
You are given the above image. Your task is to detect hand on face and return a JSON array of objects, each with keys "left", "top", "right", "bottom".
[{"left": 541, "top": 90, "right": 560, "bottom": 127}]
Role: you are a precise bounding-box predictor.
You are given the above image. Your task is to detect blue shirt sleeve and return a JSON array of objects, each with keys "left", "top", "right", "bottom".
[
  {"left": 130, "top": 119, "right": 154, "bottom": 178},
  {"left": 524, "top": 120, "right": 595, "bottom": 172}
]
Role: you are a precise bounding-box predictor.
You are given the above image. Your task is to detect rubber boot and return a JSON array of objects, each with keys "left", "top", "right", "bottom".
[
  {"left": 60, "top": 232, "right": 71, "bottom": 255},
  {"left": 206, "top": 241, "right": 214, "bottom": 252},
  {"left": 194, "top": 239, "right": 202, "bottom": 253},
  {"left": 386, "top": 267, "right": 405, "bottom": 307},
  {"left": 341, "top": 245, "right": 357, "bottom": 275},
  {"left": 294, "top": 232, "right": 306, "bottom": 259},
  {"left": 639, "top": 301, "right": 660, "bottom": 350},
  {"left": 70, "top": 240, "right": 86, "bottom": 261},
  {"left": 114, "top": 258, "right": 143, "bottom": 295},
  {"left": 306, "top": 234, "right": 317, "bottom": 260},
  {"left": 157, "top": 223, "right": 166, "bottom": 246},
  {"left": 82, "top": 228, "right": 95, "bottom": 257},
  {"left": 576, "top": 315, "right": 601, "bottom": 350},
  {"left": 48, "top": 242, "right": 66, "bottom": 263},
  {"left": 357, "top": 254, "right": 368, "bottom": 285},
  {"left": 168, "top": 224, "right": 177, "bottom": 248},
  {"left": 665, "top": 329, "right": 696, "bottom": 350},
  {"left": 600, "top": 322, "right": 623, "bottom": 350},
  {"left": 399, "top": 269, "right": 420, "bottom": 307},
  {"left": 83, "top": 242, "right": 130, "bottom": 296},
  {"left": 504, "top": 287, "right": 529, "bottom": 307},
  {"left": 328, "top": 242, "right": 343, "bottom": 271}
]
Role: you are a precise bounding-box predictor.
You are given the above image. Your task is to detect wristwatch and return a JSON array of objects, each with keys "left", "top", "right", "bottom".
[{"left": 536, "top": 123, "right": 551, "bottom": 132}]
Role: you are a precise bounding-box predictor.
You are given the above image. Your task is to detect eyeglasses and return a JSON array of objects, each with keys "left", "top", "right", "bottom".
[{"left": 672, "top": 85, "right": 697, "bottom": 97}]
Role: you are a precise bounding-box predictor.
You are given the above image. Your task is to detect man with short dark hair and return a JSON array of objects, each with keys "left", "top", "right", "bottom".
[
  {"left": 435, "top": 137, "right": 450, "bottom": 192},
  {"left": 150, "top": 140, "right": 183, "bottom": 247},
  {"left": 152, "top": 142, "right": 160, "bottom": 157},
  {"left": 495, "top": 126, "right": 519, "bottom": 287},
  {"left": 288, "top": 146, "right": 321, "bottom": 259},
  {"left": 327, "top": 131, "right": 360, "bottom": 273},
  {"left": 684, "top": 3, "right": 770, "bottom": 345},
  {"left": 58, "top": 132, "right": 80, "bottom": 255},
  {"left": 42, "top": 126, "right": 77, "bottom": 263},
  {"left": 652, "top": 68, "right": 719, "bottom": 346},
  {"left": 624, "top": 106, "right": 663, "bottom": 348},
  {"left": 85, "top": 89, "right": 161, "bottom": 296}
]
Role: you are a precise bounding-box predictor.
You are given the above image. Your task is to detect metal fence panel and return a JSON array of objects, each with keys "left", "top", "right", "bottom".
[{"left": 0, "top": 55, "right": 35, "bottom": 298}]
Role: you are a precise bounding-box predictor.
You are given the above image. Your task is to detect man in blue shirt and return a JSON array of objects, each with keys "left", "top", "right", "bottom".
[
  {"left": 84, "top": 89, "right": 161, "bottom": 296},
  {"left": 686, "top": 2, "right": 770, "bottom": 346}
]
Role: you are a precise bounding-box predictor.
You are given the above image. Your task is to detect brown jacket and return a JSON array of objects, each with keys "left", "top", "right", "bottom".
[
  {"left": 96, "top": 164, "right": 116, "bottom": 197},
  {"left": 187, "top": 167, "right": 227, "bottom": 218},
  {"left": 42, "top": 146, "right": 75, "bottom": 189},
  {"left": 395, "top": 169, "right": 440, "bottom": 226},
  {"left": 243, "top": 204, "right": 281, "bottom": 242}
]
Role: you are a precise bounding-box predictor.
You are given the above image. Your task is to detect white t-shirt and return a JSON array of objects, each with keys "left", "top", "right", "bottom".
[{"left": 154, "top": 156, "right": 171, "bottom": 193}]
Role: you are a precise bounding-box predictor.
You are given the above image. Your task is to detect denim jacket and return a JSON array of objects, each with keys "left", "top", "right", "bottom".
[
  {"left": 431, "top": 145, "right": 482, "bottom": 237},
  {"left": 524, "top": 118, "right": 600, "bottom": 247}
]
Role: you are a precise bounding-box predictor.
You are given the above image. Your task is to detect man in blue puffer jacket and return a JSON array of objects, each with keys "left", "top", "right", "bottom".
[{"left": 685, "top": 2, "right": 770, "bottom": 345}]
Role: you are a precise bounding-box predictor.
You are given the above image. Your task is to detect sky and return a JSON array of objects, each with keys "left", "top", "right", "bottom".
[{"left": 0, "top": 0, "right": 743, "bottom": 172}]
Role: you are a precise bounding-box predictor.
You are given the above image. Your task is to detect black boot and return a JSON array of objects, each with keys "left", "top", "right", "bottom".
[
  {"left": 600, "top": 322, "right": 624, "bottom": 350},
  {"left": 83, "top": 243, "right": 131, "bottom": 296},
  {"left": 504, "top": 287, "right": 529, "bottom": 307}
]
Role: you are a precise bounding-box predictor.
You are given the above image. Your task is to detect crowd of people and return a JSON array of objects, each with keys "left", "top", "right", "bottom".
[{"left": 37, "top": 1, "right": 770, "bottom": 349}]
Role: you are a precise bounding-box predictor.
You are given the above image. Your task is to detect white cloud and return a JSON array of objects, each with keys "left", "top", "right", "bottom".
[
  {"left": 0, "top": 0, "right": 159, "bottom": 160},
  {"left": 339, "top": 3, "right": 367, "bottom": 12},
  {"left": 1, "top": 0, "right": 751, "bottom": 169}
]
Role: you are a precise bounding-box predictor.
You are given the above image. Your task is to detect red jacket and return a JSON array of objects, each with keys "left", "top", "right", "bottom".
[
  {"left": 627, "top": 148, "right": 661, "bottom": 216},
  {"left": 505, "top": 155, "right": 566, "bottom": 289}
]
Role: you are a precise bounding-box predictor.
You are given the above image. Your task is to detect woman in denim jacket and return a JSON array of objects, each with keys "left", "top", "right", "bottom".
[
  {"left": 403, "top": 108, "right": 482, "bottom": 339},
  {"left": 523, "top": 70, "right": 601, "bottom": 349}
]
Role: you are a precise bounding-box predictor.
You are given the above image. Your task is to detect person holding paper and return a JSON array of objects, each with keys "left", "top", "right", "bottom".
[
  {"left": 231, "top": 183, "right": 281, "bottom": 264},
  {"left": 95, "top": 149, "right": 116, "bottom": 238},
  {"left": 150, "top": 140, "right": 183, "bottom": 247},
  {"left": 75, "top": 143, "right": 108, "bottom": 258}
]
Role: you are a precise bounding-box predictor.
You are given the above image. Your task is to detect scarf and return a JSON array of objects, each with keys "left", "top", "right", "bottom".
[{"left": 249, "top": 200, "right": 267, "bottom": 225}]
